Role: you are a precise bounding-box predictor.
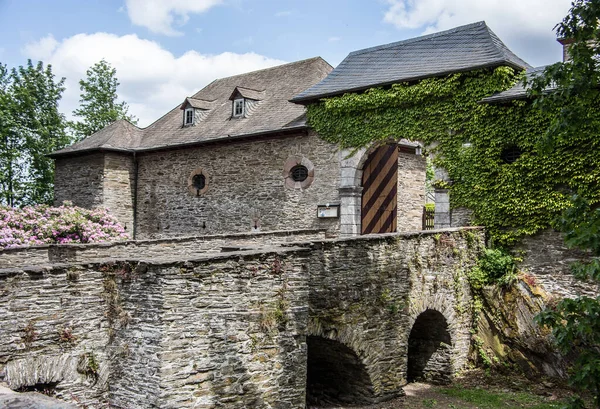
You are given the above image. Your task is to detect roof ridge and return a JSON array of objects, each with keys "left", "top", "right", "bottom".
[
  {"left": 200, "top": 56, "right": 328, "bottom": 84},
  {"left": 483, "top": 25, "right": 532, "bottom": 69},
  {"left": 103, "top": 119, "right": 141, "bottom": 148},
  {"left": 349, "top": 21, "right": 487, "bottom": 57}
]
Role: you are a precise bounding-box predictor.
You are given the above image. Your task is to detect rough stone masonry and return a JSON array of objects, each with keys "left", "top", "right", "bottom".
[{"left": 0, "top": 228, "right": 482, "bottom": 408}]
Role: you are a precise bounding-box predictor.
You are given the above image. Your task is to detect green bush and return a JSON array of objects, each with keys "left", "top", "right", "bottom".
[{"left": 468, "top": 248, "right": 517, "bottom": 289}]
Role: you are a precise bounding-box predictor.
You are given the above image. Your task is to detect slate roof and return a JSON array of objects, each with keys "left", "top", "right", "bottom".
[
  {"left": 50, "top": 120, "right": 144, "bottom": 156},
  {"left": 182, "top": 97, "right": 216, "bottom": 110},
  {"left": 480, "top": 66, "right": 551, "bottom": 103},
  {"left": 51, "top": 57, "right": 333, "bottom": 157},
  {"left": 229, "top": 86, "right": 266, "bottom": 101},
  {"left": 292, "top": 21, "right": 531, "bottom": 103}
]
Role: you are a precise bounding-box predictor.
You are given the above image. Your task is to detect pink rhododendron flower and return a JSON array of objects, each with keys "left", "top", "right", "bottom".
[{"left": 0, "top": 202, "right": 129, "bottom": 248}]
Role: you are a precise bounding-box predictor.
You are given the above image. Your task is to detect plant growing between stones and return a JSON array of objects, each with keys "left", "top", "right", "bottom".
[
  {"left": 21, "top": 321, "right": 36, "bottom": 348},
  {"left": 58, "top": 327, "right": 77, "bottom": 345},
  {"left": 77, "top": 350, "right": 99, "bottom": 380},
  {"left": 259, "top": 280, "right": 290, "bottom": 333},
  {"left": 100, "top": 261, "right": 134, "bottom": 342},
  {"left": 66, "top": 267, "right": 80, "bottom": 281}
]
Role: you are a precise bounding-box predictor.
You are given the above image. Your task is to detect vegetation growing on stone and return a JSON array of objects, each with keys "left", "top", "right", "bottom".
[{"left": 307, "top": 67, "right": 600, "bottom": 247}]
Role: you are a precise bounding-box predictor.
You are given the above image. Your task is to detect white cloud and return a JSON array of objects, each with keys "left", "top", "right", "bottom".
[
  {"left": 275, "top": 10, "right": 292, "bottom": 17},
  {"left": 383, "top": 0, "right": 572, "bottom": 65},
  {"left": 125, "top": 0, "right": 222, "bottom": 36},
  {"left": 22, "top": 34, "right": 58, "bottom": 61},
  {"left": 328, "top": 36, "right": 342, "bottom": 43},
  {"left": 23, "top": 33, "right": 286, "bottom": 127}
]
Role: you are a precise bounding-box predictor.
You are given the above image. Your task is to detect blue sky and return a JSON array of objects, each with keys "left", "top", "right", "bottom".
[{"left": 0, "top": 0, "right": 572, "bottom": 126}]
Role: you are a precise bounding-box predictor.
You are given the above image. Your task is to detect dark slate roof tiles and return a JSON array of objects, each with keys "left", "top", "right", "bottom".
[
  {"left": 292, "top": 21, "right": 531, "bottom": 103},
  {"left": 480, "top": 66, "right": 551, "bottom": 103}
]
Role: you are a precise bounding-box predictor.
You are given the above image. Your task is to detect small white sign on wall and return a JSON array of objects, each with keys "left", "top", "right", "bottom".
[{"left": 317, "top": 204, "right": 340, "bottom": 218}]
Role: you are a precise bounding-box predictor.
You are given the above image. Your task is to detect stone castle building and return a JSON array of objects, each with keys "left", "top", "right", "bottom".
[
  {"left": 50, "top": 21, "right": 531, "bottom": 240},
  {"left": 4, "top": 21, "right": 591, "bottom": 408}
]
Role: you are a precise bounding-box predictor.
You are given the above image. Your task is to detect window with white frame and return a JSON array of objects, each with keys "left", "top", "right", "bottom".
[
  {"left": 233, "top": 99, "right": 245, "bottom": 118},
  {"left": 184, "top": 108, "right": 194, "bottom": 125}
]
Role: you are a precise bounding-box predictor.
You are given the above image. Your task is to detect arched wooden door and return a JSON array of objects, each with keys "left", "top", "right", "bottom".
[{"left": 361, "top": 144, "right": 398, "bottom": 234}]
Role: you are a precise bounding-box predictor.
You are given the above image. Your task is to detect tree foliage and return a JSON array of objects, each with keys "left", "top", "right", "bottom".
[
  {"left": 0, "top": 60, "right": 70, "bottom": 207},
  {"left": 307, "top": 68, "right": 600, "bottom": 246},
  {"left": 531, "top": 1, "right": 600, "bottom": 407},
  {"left": 71, "top": 59, "right": 137, "bottom": 139}
]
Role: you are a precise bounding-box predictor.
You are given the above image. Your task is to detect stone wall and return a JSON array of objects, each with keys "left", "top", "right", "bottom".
[
  {"left": 103, "top": 153, "right": 135, "bottom": 232},
  {"left": 54, "top": 152, "right": 135, "bottom": 233},
  {"left": 0, "top": 250, "right": 309, "bottom": 408},
  {"left": 397, "top": 150, "right": 427, "bottom": 231},
  {"left": 517, "top": 229, "right": 598, "bottom": 298},
  {"left": 433, "top": 188, "right": 473, "bottom": 229},
  {"left": 0, "top": 228, "right": 482, "bottom": 408},
  {"left": 54, "top": 153, "right": 105, "bottom": 208},
  {"left": 0, "top": 229, "right": 327, "bottom": 269},
  {"left": 304, "top": 228, "right": 481, "bottom": 402},
  {"left": 135, "top": 131, "right": 341, "bottom": 238}
]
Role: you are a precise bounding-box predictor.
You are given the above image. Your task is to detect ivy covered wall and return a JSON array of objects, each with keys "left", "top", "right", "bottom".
[{"left": 307, "top": 67, "right": 600, "bottom": 246}]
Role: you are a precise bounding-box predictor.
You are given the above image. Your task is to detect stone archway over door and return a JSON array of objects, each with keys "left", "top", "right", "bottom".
[{"left": 361, "top": 144, "right": 398, "bottom": 234}]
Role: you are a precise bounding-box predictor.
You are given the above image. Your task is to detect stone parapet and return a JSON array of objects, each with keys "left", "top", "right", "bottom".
[
  {"left": 0, "top": 228, "right": 482, "bottom": 408},
  {"left": 0, "top": 229, "right": 328, "bottom": 269}
]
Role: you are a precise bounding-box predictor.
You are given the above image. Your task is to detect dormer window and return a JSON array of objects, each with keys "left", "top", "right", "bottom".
[
  {"left": 233, "top": 99, "right": 245, "bottom": 118},
  {"left": 180, "top": 97, "right": 214, "bottom": 126},
  {"left": 184, "top": 108, "right": 194, "bottom": 126},
  {"left": 229, "top": 87, "right": 264, "bottom": 119}
]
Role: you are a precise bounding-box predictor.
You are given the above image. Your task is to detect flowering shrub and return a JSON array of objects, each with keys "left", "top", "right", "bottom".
[{"left": 0, "top": 202, "right": 129, "bottom": 248}]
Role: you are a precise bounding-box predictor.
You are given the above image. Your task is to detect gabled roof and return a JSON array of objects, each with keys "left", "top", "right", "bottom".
[
  {"left": 229, "top": 86, "right": 266, "bottom": 101},
  {"left": 292, "top": 21, "right": 531, "bottom": 103},
  {"left": 480, "top": 66, "right": 552, "bottom": 103},
  {"left": 181, "top": 97, "right": 216, "bottom": 110},
  {"left": 51, "top": 57, "right": 333, "bottom": 157}
]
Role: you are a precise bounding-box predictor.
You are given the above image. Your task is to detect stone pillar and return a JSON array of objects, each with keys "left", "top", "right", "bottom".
[
  {"left": 434, "top": 188, "right": 451, "bottom": 229},
  {"left": 339, "top": 186, "right": 363, "bottom": 236},
  {"left": 338, "top": 148, "right": 366, "bottom": 237}
]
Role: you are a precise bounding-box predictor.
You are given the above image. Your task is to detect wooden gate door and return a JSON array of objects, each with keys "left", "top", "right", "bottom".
[{"left": 361, "top": 144, "right": 398, "bottom": 234}]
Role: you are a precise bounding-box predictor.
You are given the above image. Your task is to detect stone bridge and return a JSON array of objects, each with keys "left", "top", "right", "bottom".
[{"left": 0, "top": 227, "right": 482, "bottom": 408}]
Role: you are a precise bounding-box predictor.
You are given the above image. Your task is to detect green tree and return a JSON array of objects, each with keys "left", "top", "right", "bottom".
[
  {"left": 0, "top": 60, "right": 70, "bottom": 206},
  {"left": 0, "top": 63, "right": 21, "bottom": 207},
  {"left": 71, "top": 59, "right": 137, "bottom": 139},
  {"left": 531, "top": 1, "right": 600, "bottom": 407}
]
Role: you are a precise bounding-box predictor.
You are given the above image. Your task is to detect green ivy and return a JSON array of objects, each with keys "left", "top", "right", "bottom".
[{"left": 307, "top": 67, "right": 600, "bottom": 246}]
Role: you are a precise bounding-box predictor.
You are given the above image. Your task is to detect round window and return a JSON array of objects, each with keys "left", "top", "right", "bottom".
[
  {"left": 501, "top": 146, "right": 522, "bottom": 164},
  {"left": 187, "top": 168, "right": 209, "bottom": 196},
  {"left": 283, "top": 156, "right": 314, "bottom": 189},
  {"left": 290, "top": 165, "right": 308, "bottom": 182},
  {"left": 192, "top": 174, "right": 206, "bottom": 190}
]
